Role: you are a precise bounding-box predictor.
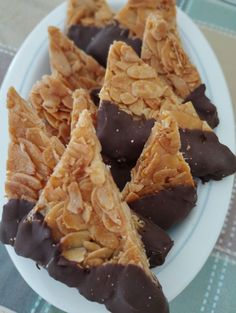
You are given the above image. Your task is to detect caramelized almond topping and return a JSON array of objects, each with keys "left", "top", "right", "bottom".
[
  {"left": 142, "top": 13, "right": 201, "bottom": 98},
  {"left": 67, "top": 0, "right": 114, "bottom": 27},
  {"left": 31, "top": 110, "right": 151, "bottom": 274},
  {"left": 99, "top": 41, "right": 179, "bottom": 120},
  {"left": 5, "top": 87, "right": 65, "bottom": 202},
  {"left": 123, "top": 111, "right": 194, "bottom": 202}
]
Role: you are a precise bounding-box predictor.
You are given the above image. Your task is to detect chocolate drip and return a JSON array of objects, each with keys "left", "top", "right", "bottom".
[
  {"left": 49, "top": 259, "right": 169, "bottom": 313},
  {"left": 86, "top": 22, "right": 142, "bottom": 67},
  {"left": 139, "top": 217, "right": 174, "bottom": 267},
  {"left": 67, "top": 24, "right": 102, "bottom": 52},
  {"left": 97, "top": 101, "right": 155, "bottom": 163},
  {"left": 0, "top": 199, "right": 34, "bottom": 245},
  {"left": 180, "top": 129, "right": 236, "bottom": 182},
  {"left": 129, "top": 186, "right": 197, "bottom": 230},
  {"left": 14, "top": 213, "right": 56, "bottom": 266},
  {"left": 184, "top": 84, "right": 219, "bottom": 129}
]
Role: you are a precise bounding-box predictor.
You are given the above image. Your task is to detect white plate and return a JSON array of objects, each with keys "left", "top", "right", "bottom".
[{"left": 0, "top": 1, "right": 235, "bottom": 313}]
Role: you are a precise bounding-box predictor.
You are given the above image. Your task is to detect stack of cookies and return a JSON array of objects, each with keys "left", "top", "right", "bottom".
[{"left": 1, "top": 1, "right": 236, "bottom": 313}]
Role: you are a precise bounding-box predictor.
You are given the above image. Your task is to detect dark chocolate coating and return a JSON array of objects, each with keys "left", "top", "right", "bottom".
[
  {"left": 180, "top": 128, "right": 236, "bottom": 182},
  {"left": 184, "top": 84, "right": 219, "bottom": 129},
  {"left": 67, "top": 24, "right": 102, "bottom": 52},
  {"left": 86, "top": 22, "right": 142, "bottom": 67},
  {"left": 12, "top": 210, "right": 169, "bottom": 313},
  {"left": 1, "top": 200, "right": 173, "bottom": 268},
  {"left": 90, "top": 88, "right": 101, "bottom": 106},
  {"left": 102, "top": 154, "right": 133, "bottom": 190},
  {"left": 49, "top": 258, "right": 169, "bottom": 313},
  {"left": 97, "top": 101, "right": 236, "bottom": 182},
  {"left": 14, "top": 213, "right": 56, "bottom": 266},
  {"left": 97, "top": 101, "right": 155, "bottom": 163},
  {"left": 140, "top": 217, "right": 174, "bottom": 267},
  {"left": 129, "top": 185, "right": 197, "bottom": 230},
  {"left": 0, "top": 199, "right": 34, "bottom": 245}
]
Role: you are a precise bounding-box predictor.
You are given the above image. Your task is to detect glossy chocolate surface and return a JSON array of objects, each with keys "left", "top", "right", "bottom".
[
  {"left": 140, "top": 216, "right": 173, "bottom": 267},
  {"left": 97, "top": 101, "right": 155, "bottom": 163},
  {"left": 9, "top": 207, "right": 169, "bottom": 313},
  {"left": 102, "top": 154, "right": 133, "bottom": 190},
  {"left": 49, "top": 259, "right": 169, "bottom": 313},
  {"left": 14, "top": 212, "right": 56, "bottom": 266},
  {"left": 0, "top": 199, "right": 34, "bottom": 245},
  {"left": 184, "top": 84, "right": 219, "bottom": 129},
  {"left": 180, "top": 128, "right": 236, "bottom": 182},
  {"left": 68, "top": 22, "right": 142, "bottom": 67},
  {"left": 67, "top": 24, "right": 102, "bottom": 52},
  {"left": 97, "top": 101, "right": 236, "bottom": 182},
  {"left": 129, "top": 186, "right": 197, "bottom": 230}
]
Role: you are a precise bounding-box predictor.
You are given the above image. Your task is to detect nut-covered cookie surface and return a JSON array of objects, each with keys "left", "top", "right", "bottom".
[
  {"left": 67, "top": 0, "right": 114, "bottom": 27},
  {"left": 14, "top": 110, "right": 169, "bottom": 313},
  {"left": 116, "top": 0, "right": 176, "bottom": 38},
  {"left": 123, "top": 112, "right": 197, "bottom": 229},
  {"left": 6, "top": 87, "right": 65, "bottom": 202},
  {"left": 142, "top": 12, "right": 219, "bottom": 128},
  {"left": 71, "top": 88, "right": 97, "bottom": 130},
  {"left": 0, "top": 88, "right": 64, "bottom": 245},
  {"left": 99, "top": 41, "right": 178, "bottom": 120},
  {"left": 48, "top": 26, "right": 105, "bottom": 91},
  {"left": 1, "top": 1, "right": 236, "bottom": 313},
  {"left": 142, "top": 13, "right": 201, "bottom": 98},
  {"left": 30, "top": 74, "right": 73, "bottom": 145},
  {"left": 123, "top": 112, "right": 194, "bottom": 202}
]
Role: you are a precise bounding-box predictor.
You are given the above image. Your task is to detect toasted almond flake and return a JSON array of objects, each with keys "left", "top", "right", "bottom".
[
  {"left": 86, "top": 247, "right": 113, "bottom": 260},
  {"left": 60, "top": 231, "right": 90, "bottom": 250},
  {"left": 67, "top": 182, "right": 83, "bottom": 213},
  {"left": 62, "top": 247, "right": 86, "bottom": 263}
]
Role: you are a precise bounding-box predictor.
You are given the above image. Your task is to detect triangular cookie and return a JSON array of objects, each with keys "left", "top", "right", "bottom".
[
  {"left": 123, "top": 111, "right": 197, "bottom": 229},
  {"left": 97, "top": 41, "right": 236, "bottom": 183},
  {"left": 48, "top": 26, "right": 105, "bottom": 91},
  {"left": 116, "top": 0, "right": 176, "bottom": 39},
  {"left": 0, "top": 88, "right": 64, "bottom": 245},
  {"left": 67, "top": 0, "right": 114, "bottom": 52},
  {"left": 67, "top": 0, "right": 114, "bottom": 27},
  {"left": 99, "top": 41, "right": 178, "bottom": 120},
  {"left": 30, "top": 73, "right": 73, "bottom": 145},
  {"left": 14, "top": 110, "right": 169, "bottom": 313},
  {"left": 70, "top": 97, "right": 172, "bottom": 267},
  {"left": 97, "top": 41, "right": 178, "bottom": 165},
  {"left": 142, "top": 13, "right": 219, "bottom": 128},
  {"left": 160, "top": 101, "right": 236, "bottom": 181}
]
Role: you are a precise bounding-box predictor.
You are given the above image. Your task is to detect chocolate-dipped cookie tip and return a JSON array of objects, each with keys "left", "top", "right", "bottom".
[
  {"left": 14, "top": 212, "right": 56, "bottom": 266},
  {"left": 123, "top": 112, "right": 197, "bottom": 229},
  {"left": 0, "top": 199, "right": 34, "bottom": 245},
  {"left": 13, "top": 109, "right": 169, "bottom": 313},
  {"left": 184, "top": 84, "right": 219, "bottom": 129}
]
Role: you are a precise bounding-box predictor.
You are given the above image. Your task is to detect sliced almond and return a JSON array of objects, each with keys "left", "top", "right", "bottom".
[
  {"left": 86, "top": 247, "right": 113, "bottom": 261},
  {"left": 62, "top": 247, "right": 86, "bottom": 263},
  {"left": 60, "top": 231, "right": 90, "bottom": 250}
]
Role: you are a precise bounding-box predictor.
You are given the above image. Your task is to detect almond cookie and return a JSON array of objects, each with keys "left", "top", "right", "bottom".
[
  {"left": 0, "top": 88, "right": 64, "bottom": 245},
  {"left": 123, "top": 111, "right": 197, "bottom": 230},
  {"left": 14, "top": 110, "right": 169, "bottom": 313},
  {"left": 142, "top": 13, "right": 219, "bottom": 128}
]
